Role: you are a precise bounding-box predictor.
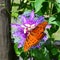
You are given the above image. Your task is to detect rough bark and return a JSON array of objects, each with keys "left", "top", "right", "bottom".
[
  {"left": 0, "top": 0, "right": 18, "bottom": 60},
  {"left": 0, "top": 1, "right": 10, "bottom": 60}
]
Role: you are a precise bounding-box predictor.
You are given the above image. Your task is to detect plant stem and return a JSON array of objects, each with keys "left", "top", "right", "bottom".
[
  {"left": 49, "top": 2, "right": 53, "bottom": 16},
  {"left": 48, "top": 1, "right": 54, "bottom": 38},
  {"left": 28, "top": 51, "right": 33, "bottom": 60}
]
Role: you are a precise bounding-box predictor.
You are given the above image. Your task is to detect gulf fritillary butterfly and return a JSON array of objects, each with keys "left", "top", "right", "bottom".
[{"left": 24, "top": 21, "right": 48, "bottom": 52}]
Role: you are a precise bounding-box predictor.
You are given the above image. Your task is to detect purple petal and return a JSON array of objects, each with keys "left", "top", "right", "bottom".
[
  {"left": 29, "top": 10, "right": 34, "bottom": 20},
  {"left": 12, "top": 28, "right": 24, "bottom": 37},
  {"left": 18, "top": 43, "right": 22, "bottom": 48},
  {"left": 21, "top": 15, "right": 35, "bottom": 25},
  {"left": 17, "top": 28, "right": 24, "bottom": 34},
  {"left": 46, "top": 24, "right": 51, "bottom": 29},
  {"left": 12, "top": 30, "right": 21, "bottom": 37},
  {"left": 17, "top": 30, "right": 28, "bottom": 48},
  {"left": 43, "top": 34, "right": 48, "bottom": 42},
  {"left": 32, "top": 43, "right": 40, "bottom": 49},
  {"left": 18, "top": 37, "right": 26, "bottom": 48},
  {"left": 11, "top": 23, "right": 20, "bottom": 28},
  {"left": 21, "top": 15, "right": 28, "bottom": 24},
  {"left": 18, "top": 40, "right": 24, "bottom": 48},
  {"left": 36, "top": 16, "right": 44, "bottom": 25},
  {"left": 26, "top": 20, "right": 36, "bottom": 25},
  {"left": 35, "top": 43, "right": 41, "bottom": 48},
  {"left": 21, "top": 33, "right": 28, "bottom": 39}
]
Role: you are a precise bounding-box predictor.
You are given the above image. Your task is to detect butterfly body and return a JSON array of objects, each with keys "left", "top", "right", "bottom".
[{"left": 24, "top": 21, "right": 48, "bottom": 52}]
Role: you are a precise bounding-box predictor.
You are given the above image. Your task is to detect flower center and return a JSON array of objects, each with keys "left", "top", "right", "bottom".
[{"left": 21, "top": 24, "right": 36, "bottom": 33}]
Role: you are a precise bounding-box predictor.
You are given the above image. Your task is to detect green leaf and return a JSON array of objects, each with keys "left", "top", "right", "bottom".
[
  {"left": 30, "top": 1, "right": 35, "bottom": 9},
  {"left": 35, "top": 0, "right": 45, "bottom": 13},
  {"left": 48, "top": 16, "right": 60, "bottom": 27},
  {"left": 30, "top": 48, "right": 50, "bottom": 60},
  {"left": 12, "top": 3, "right": 20, "bottom": 6},
  {"left": 51, "top": 48, "right": 58, "bottom": 55},
  {"left": 47, "top": 24, "right": 59, "bottom": 36},
  {"left": 41, "top": 2, "right": 49, "bottom": 14},
  {"left": 36, "top": 10, "right": 43, "bottom": 16},
  {"left": 14, "top": 43, "right": 23, "bottom": 56},
  {"left": 49, "top": 16, "right": 56, "bottom": 23},
  {"left": 56, "top": 0, "right": 60, "bottom": 3},
  {"left": 12, "top": 6, "right": 19, "bottom": 12},
  {"left": 49, "top": 21, "right": 60, "bottom": 27},
  {"left": 36, "top": 2, "right": 49, "bottom": 15},
  {"left": 24, "top": 0, "right": 27, "bottom": 3},
  {"left": 20, "top": 52, "right": 28, "bottom": 60},
  {"left": 13, "top": 0, "right": 20, "bottom": 4},
  {"left": 56, "top": 13, "right": 60, "bottom": 21},
  {"left": 55, "top": 2, "right": 60, "bottom": 13},
  {"left": 58, "top": 54, "right": 60, "bottom": 60},
  {"left": 11, "top": 12, "right": 18, "bottom": 18},
  {"left": 11, "top": 5, "right": 19, "bottom": 18}
]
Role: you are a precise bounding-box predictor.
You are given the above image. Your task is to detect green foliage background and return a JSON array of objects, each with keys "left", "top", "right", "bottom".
[{"left": 11, "top": 0, "right": 60, "bottom": 60}]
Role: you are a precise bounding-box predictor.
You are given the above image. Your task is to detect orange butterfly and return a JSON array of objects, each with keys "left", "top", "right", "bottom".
[{"left": 24, "top": 21, "right": 48, "bottom": 52}]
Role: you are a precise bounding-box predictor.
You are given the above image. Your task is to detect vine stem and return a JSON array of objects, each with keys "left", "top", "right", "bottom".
[
  {"left": 28, "top": 51, "right": 33, "bottom": 60},
  {"left": 48, "top": 1, "right": 54, "bottom": 38},
  {"left": 49, "top": 1, "right": 53, "bottom": 17}
]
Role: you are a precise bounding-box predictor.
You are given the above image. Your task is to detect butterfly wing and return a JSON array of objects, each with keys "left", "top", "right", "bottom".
[{"left": 24, "top": 21, "right": 48, "bottom": 52}]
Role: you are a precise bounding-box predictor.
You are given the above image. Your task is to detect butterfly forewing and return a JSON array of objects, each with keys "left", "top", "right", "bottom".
[{"left": 24, "top": 21, "right": 48, "bottom": 52}]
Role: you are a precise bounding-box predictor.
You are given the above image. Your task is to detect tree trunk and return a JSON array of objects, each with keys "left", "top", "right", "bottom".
[
  {"left": 0, "top": 0, "right": 18, "bottom": 60},
  {"left": 0, "top": 0, "right": 11, "bottom": 60},
  {"left": 0, "top": 9, "right": 9, "bottom": 60}
]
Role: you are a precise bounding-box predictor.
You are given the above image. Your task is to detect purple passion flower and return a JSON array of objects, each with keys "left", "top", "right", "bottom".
[{"left": 11, "top": 10, "right": 51, "bottom": 49}]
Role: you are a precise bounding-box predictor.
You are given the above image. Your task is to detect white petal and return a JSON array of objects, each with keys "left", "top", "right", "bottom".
[
  {"left": 25, "top": 24, "right": 31, "bottom": 27},
  {"left": 28, "top": 27, "right": 31, "bottom": 31},
  {"left": 24, "top": 28, "right": 27, "bottom": 33},
  {"left": 31, "top": 24, "right": 35, "bottom": 29},
  {"left": 21, "top": 25, "right": 25, "bottom": 28}
]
